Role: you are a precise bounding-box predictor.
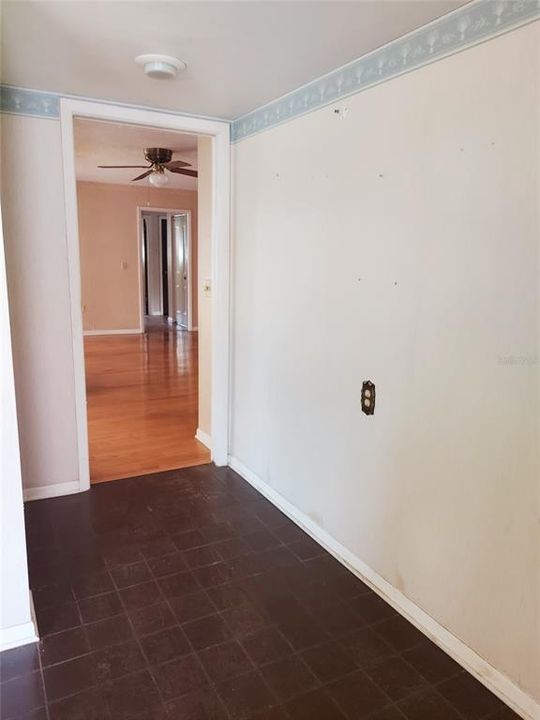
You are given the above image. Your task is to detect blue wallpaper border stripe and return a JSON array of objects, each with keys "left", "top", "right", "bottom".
[
  {"left": 0, "top": 85, "right": 60, "bottom": 119},
  {"left": 0, "top": 85, "right": 227, "bottom": 124},
  {"left": 231, "top": 0, "right": 540, "bottom": 142},
  {"left": 1, "top": 0, "right": 538, "bottom": 141}
]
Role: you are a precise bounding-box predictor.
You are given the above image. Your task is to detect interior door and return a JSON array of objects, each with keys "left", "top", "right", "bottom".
[{"left": 172, "top": 214, "right": 189, "bottom": 329}]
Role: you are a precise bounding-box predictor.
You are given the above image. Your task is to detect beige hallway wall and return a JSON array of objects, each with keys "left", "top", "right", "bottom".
[
  {"left": 77, "top": 181, "right": 198, "bottom": 332},
  {"left": 231, "top": 22, "right": 540, "bottom": 707}
]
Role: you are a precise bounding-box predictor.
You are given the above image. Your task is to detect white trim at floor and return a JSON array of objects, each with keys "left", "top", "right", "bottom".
[
  {"left": 24, "top": 481, "right": 81, "bottom": 502},
  {"left": 0, "top": 594, "right": 39, "bottom": 652},
  {"left": 228, "top": 456, "right": 540, "bottom": 720},
  {"left": 83, "top": 329, "right": 143, "bottom": 336},
  {"left": 195, "top": 428, "right": 212, "bottom": 450}
]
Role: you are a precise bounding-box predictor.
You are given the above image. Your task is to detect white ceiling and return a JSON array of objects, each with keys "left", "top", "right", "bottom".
[
  {"left": 2, "top": 1, "right": 468, "bottom": 121},
  {"left": 74, "top": 118, "right": 198, "bottom": 189}
]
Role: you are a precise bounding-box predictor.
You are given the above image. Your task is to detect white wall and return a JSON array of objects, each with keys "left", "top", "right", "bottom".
[
  {"left": 1, "top": 114, "right": 80, "bottom": 492},
  {"left": 197, "top": 136, "right": 212, "bottom": 437},
  {"left": 0, "top": 114, "right": 206, "bottom": 493},
  {"left": 0, "top": 206, "right": 36, "bottom": 650},
  {"left": 232, "top": 22, "right": 540, "bottom": 709}
]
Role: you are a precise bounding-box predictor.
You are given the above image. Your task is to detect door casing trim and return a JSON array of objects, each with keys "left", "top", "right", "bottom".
[{"left": 60, "top": 98, "right": 231, "bottom": 491}]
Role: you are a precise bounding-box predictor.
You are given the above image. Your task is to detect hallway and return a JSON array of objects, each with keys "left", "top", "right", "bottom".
[
  {"left": 1, "top": 465, "right": 516, "bottom": 720},
  {"left": 84, "top": 321, "right": 210, "bottom": 484}
]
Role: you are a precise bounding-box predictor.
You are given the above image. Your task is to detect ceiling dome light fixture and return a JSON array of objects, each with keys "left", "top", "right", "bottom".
[
  {"left": 135, "top": 54, "right": 186, "bottom": 80},
  {"left": 148, "top": 169, "right": 169, "bottom": 187}
]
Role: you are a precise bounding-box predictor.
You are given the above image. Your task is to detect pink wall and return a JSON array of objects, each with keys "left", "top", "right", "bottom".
[{"left": 77, "top": 181, "right": 198, "bottom": 331}]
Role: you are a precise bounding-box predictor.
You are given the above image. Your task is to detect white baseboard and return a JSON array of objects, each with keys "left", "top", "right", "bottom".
[
  {"left": 195, "top": 428, "right": 211, "bottom": 450},
  {"left": 0, "top": 593, "right": 39, "bottom": 652},
  {"left": 83, "top": 328, "right": 142, "bottom": 336},
  {"left": 228, "top": 456, "right": 539, "bottom": 720},
  {"left": 24, "top": 480, "right": 82, "bottom": 502}
]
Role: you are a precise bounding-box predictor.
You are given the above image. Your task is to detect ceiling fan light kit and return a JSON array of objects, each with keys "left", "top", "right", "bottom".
[
  {"left": 135, "top": 54, "right": 186, "bottom": 80},
  {"left": 148, "top": 170, "right": 169, "bottom": 187}
]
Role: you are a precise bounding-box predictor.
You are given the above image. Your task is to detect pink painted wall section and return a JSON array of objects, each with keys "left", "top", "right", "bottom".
[{"left": 76, "top": 181, "right": 198, "bottom": 332}]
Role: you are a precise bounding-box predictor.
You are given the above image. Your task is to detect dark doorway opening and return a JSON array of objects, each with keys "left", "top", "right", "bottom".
[
  {"left": 143, "top": 218, "right": 149, "bottom": 316},
  {"left": 161, "top": 218, "right": 169, "bottom": 318}
]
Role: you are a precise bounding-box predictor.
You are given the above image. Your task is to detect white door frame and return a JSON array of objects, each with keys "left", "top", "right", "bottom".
[
  {"left": 60, "top": 98, "right": 231, "bottom": 492},
  {"left": 138, "top": 207, "right": 193, "bottom": 330}
]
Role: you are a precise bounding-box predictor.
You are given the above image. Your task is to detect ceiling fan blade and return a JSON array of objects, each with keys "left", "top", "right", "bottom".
[
  {"left": 98, "top": 164, "right": 152, "bottom": 169},
  {"left": 132, "top": 170, "right": 153, "bottom": 181},
  {"left": 163, "top": 160, "right": 191, "bottom": 169},
  {"left": 167, "top": 167, "right": 198, "bottom": 177}
]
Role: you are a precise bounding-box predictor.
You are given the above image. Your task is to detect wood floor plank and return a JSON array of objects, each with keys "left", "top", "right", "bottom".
[{"left": 84, "top": 320, "right": 210, "bottom": 484}]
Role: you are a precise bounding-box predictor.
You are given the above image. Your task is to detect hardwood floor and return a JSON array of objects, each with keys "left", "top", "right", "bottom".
[{"left": 84, "top": 319, "right": 210, "bottom": 484}]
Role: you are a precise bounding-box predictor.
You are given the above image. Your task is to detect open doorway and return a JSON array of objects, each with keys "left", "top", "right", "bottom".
[
  {"left": 140, "top": 209, "right": 193, "bottom": 331},
  {"left": 72, "top": 115, "right": 212, "bottom": 483}
]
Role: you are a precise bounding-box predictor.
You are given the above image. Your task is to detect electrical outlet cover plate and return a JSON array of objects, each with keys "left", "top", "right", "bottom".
[{"left": 361, "top": 381, "right": 375, "bottom": 415}]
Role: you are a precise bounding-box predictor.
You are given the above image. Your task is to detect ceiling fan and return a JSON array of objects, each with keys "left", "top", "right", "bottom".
[{"left": 98, "top": 147, "right": 197, "bottom": 186}]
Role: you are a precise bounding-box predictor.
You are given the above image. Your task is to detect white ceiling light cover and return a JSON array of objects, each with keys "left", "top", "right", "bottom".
[{"left": 135, "top": 54, "right": 186, "bottom": 80}]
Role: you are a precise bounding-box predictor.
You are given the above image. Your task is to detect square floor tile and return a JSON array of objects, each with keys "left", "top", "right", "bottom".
[
  {"left": 184, "top": 545, "right": 223, "bottom": 569},
  {"left": 70, "top": 570, "right": 113, "bottom": 600},
  {"left": 285, "top": 688, "right": 346, "bottom": 720},
  {"left": 438, "top": 672, "right": 504, "bottom": 719},
  {"left": 194, "top": 563, "right": 234, "bottom": 588},
  {"left": 147, "top": 552, "right": 188, "bottom": 578},
  {"left": 207, "top": 583, "right": 249, "bottom": 611},
  {"left": 217, "top": 670, "right": 276, "bottom": 719},
  {"left": 111, "top": 562, "right": 152, "bottom": 589},
  {"left": 86, "top": 614, "right": 134, "bottom": 649},
  {"left": 43, "top": 654, "right": 97, "bottom": 701},
  {"left": 164, "top": 686, "right": 229, "bottom": 720},
  {"left": 372, "top": 617, "right": 426, "bottom": 653},
  {"left": 351, "top": 595, "right": 397, "bottom": 625},
  {"left": 327, "top": 670, "right": 391, "bottom": 719},
  {"left": 129, "top": 601, "right": 177, "bottom": 637},
  {"left": 398, "top": 689, "right": 463, "bottom": 720},
  {"left": 169, "top": 590, "right": 216, "bottom": 623},
  {"left": 214, "top": 538, "right": 252, "bottom": 561},
  {"left": 364, "top": 656, "right": 426, "bottom": 701},
  {"left": 40, "top": 627, "right": 89, "bottom": 666},
  {"left": 278, "top": 614, "right": 328, "bottom": 651},
  {"left": 241, "top": 627, "right": 293, "bottom": 667},
  {"left": 119, "top": 580, "right": 162, "bottom": 609},
  {"left": 159, "top": 571, "right": 201, "bottom": 599},
  {"left": 105, "top": 669, "right": 162, "bottom": 719},
  {"left": 48, "top": 687, "right": 108, "bottom": 720},
  {"left": 402, "top": 643, "right": 463, "bottom": 684},
  {"left": 261, "top": 655, "right": 318, "bottom": 702},
  {"left": 152, "top": 653, "right": 208, "bottom": 700},
  {"left": 36, "top": 601, "right": 81, "bottom": 636},
  {"left": 222, "top": 603, "right": 267, "bottom": 638},
  {"left": 140, "top": 626, "right": 191, "bottom": 665},
  {"left": 172, "top": 530, "right": 206, "bottom": 551},
  {"left": 78, "top": 592, "right": 122, "bottom": 623},
  {"left": 93, "top": 640, "right": 146, "bottom": 682},
  {"left": 183, "top": 613, "right": 234, "bottom": 650},
  {"left": 301, "top": 641, "right": 357, "bottom": 683},
  {"left": 340, "top": 627, "right": 394, "bottom": 668},
  {"left": 199, "top": 640, "right": 254, "bottom": 683}
]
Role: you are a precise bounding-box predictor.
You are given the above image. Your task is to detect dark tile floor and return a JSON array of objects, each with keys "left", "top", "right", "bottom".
[{"left": 1, "top": 464, "right": 519, "bottom": 720}]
